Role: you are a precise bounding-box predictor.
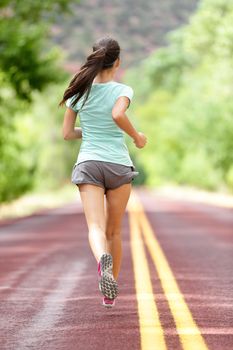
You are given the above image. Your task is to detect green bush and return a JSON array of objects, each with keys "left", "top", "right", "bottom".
[{"left": 126, "top": 0, "right": 233, "bottom": 192}]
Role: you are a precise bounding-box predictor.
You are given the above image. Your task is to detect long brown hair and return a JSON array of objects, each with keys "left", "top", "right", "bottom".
[{"left": 59, "top": 35, "right": 120, "bottom": 110}]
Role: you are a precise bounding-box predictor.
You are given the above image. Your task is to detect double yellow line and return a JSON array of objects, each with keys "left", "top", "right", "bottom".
[{"left": 128, "top": 190, "right": 209, "bottom": 350}]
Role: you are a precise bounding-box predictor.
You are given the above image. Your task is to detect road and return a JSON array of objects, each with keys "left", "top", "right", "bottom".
[{"left": 0, "top": 188, "right": 232, "bottom": 350}]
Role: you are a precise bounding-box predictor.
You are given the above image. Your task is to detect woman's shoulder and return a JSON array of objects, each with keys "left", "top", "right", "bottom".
[{"left": 110, "top": 82, "right": 134, "bottom": 103}]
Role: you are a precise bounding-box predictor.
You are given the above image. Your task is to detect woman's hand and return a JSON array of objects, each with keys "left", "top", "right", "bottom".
[{"left": 133, "top": 132, "right": 147, "bottom": 148}]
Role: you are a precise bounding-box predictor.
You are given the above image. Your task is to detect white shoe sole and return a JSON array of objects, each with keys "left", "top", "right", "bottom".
[{"left": 99, "top": 253, "right": 119, "bottom": 299}]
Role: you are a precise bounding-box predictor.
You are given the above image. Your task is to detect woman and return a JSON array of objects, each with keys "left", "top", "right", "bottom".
[{"left": 59, "top": 35, "right": 147, "bottom": 308}]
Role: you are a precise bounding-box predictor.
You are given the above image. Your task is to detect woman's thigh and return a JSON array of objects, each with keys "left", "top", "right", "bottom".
[
  {"left": 78, "top": 184, "right": 106, "bottom": 232},
  {"left": 105, "top": 183, "right": 132, "bottom": 238}
]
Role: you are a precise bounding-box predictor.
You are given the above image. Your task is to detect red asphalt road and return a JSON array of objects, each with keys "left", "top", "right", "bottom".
[{"left": 0, "top": 188, "right": 232, "bottom": 350}]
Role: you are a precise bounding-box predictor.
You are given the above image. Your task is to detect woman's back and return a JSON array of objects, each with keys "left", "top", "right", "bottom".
[{"left": 66, "top": 81, "right": 135, "bottom": 167}]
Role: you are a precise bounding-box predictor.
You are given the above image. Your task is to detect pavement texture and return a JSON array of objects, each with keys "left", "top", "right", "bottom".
[{"left": 0, "top": 187, "right": 232, "bottom": 350}]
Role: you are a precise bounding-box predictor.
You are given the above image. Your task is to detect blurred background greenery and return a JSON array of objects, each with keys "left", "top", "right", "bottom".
[{"left": 0, "top": 0, "right": 232, "bottom": 207}]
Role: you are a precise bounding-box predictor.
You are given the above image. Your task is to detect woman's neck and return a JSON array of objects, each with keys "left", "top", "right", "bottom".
[{"left": 93, "top": 70, "right": 116, "bottom": 83}]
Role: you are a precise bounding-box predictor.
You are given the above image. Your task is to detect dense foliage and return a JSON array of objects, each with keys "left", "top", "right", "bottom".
[
  {"left": 1, "top": 0, "right": 232, "bottom": 204},
  {"left": 126, "top": 0, "right": 233, "bottom": 191},
  {"left": 0, "top": 0, "right": 79, "bottom": 202}
]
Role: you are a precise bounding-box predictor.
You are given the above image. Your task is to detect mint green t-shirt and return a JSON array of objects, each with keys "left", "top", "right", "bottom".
[{"left": 65, "top": 81, "right": 135, "bottom": 167}]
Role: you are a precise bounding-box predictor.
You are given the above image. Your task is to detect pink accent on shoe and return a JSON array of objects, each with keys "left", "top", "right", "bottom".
[
  {"left": 97, "top": 261, "right": 101, "bottom": 277},
  {"left": 102, "top": 296, "right": 115, "bottom": 307}
]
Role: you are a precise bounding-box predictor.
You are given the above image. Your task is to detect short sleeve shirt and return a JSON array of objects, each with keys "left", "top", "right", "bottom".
[{"left": 65, "top": 81, "right": 135, "bottom": 167}]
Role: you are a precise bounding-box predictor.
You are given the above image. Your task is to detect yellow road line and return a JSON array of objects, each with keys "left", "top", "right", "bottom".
[
  {"left": 131, "top": 191, "right": 209, "bottom": 350},
  {"left": 128, "top": 195, "right": 167, "bottom": 350}
]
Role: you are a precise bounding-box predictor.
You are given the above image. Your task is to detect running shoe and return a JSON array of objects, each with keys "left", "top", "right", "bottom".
[
  {"left": 102, "top": 296, "right": 116, "bottom": 308},
  {"left": 97, "top": 253, "right": 118, "bottom": 299}
]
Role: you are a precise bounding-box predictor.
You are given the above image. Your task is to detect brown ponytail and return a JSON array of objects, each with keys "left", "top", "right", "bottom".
[{"left": 59, "top": 35, "right": 120, "bottom": 110}]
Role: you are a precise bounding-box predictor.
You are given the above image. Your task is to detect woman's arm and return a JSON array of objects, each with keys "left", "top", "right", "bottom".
[
  {"left": 112, "top": 96, "right": 139, "bottom": 140},
  {"left": 62, "top": 107, "right": 82, "bottom": 140},
  {"left": 112, "top": 96, "right": 147, "bottom": 148}
]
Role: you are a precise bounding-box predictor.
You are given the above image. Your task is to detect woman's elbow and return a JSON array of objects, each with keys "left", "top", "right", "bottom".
[{"left": 63, "top": 130, "right": 70, "bottom": 140}]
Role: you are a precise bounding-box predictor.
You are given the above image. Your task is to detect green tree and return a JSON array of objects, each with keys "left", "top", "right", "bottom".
[
  {"left": 0, "top": 0, "right": 79, "bottom": 202},
  {"left": 127, "top": 0, "right": 233, "bottom": 191}
]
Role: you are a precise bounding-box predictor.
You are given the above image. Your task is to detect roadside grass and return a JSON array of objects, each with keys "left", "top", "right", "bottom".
[{"left": 0, "top": 182, "right": 79, "bottom": 220}]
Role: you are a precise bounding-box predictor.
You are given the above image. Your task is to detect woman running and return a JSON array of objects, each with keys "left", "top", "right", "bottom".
[{"left": 59, "top": 35, "right": 147, "bottom": 308}]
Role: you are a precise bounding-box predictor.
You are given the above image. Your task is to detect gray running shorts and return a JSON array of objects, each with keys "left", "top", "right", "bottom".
[{"left": 71, "top": 160, "right": 139, "bottom": 194}]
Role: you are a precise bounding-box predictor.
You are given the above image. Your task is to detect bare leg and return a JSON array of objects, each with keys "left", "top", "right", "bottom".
[
  {"left": 105, "top": 183, "right": 132, "bottom": 280},
  {"left": 77, "top": 184, "right": 107, "bottom": 262}
]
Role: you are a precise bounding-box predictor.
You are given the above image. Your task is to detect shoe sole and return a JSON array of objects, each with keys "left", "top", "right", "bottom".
[
  {"left": 99, "top": 253, "right": 118, "bottom": 299},
  {"left": 102, "top": 300, "right": 115, "bottom": 308}
]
